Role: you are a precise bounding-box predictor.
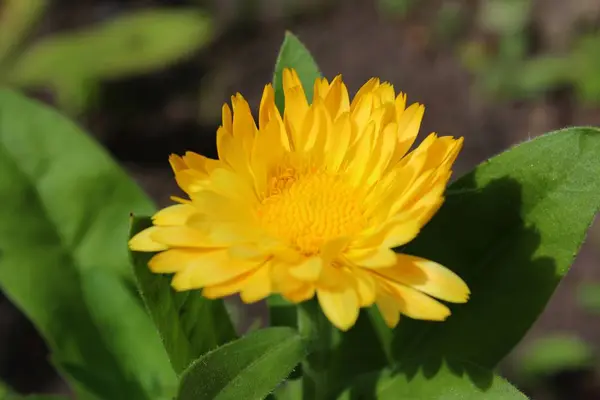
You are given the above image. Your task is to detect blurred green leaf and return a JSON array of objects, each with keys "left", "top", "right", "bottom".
[
  {"left": 176, "top": 327, "right": 307, "bottom": 400},
  {"left": 0, "top": 380, "right": 15, "bottom": 399},
  {"left": 513, "top": 55, "right": 570, "bottom": 97},
  {"left": 479, "top": 0, "right": 532, "bottom": 35},
  {"left": 1, "top": 389, "right": 70, "bottom": 400},
  {"left": 273, "top": 31, "right": 321, "bottom": 114},
  {"left": 338, "top": 360, "right": 527, "bottom": 399},
  {"left": 578, "top": 282, "right": 600, "bottom": 312},
  {"left": 519, "top": 335, "right": 594, "bottom": 381},
  {"left": 0, "top": 0, "right": 46, "bottom": 67},
  {"left": 377, "top": 0, "right": 417, "bottom": 17},
  {"left": 6, "top": 9, "right": 212, "bottom": 111},
  {"left": 434, "top": 3, "right": 466, "bottom": 44},
  {"left": 21, "top": 397, "right": 70, "bottom": 400},
  {"left": 0, "top": 89, "right": 172, "bottom": 398},
  {"left": 571, "top": 34, "right": 600, "bottom": 105},
  {"left": 392, "top": 127, "right": 600, "bottom": 368},
  {"left": 129, "top": 216, "right": 237, "bottom": 375}
]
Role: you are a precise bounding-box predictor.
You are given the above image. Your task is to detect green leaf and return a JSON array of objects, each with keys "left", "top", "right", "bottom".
[
  {"left": 0, "top": 89, "right": 171, "bottom": 398},
  {"left": 296, "top": 301, "right": 389, "bottom": 400},
  {"left": 176, "top": 327, "right": 307, "bottom": 400},
  {"left": 571, "top": 34, "right": 600, "bottom": 105},
  {"left": 519, "top": 335, "right": 594, "bottom": 381},
  {"left": 0, "top": 380, "right": 15, "bottom": 399},
  {"left": 74, "top": 268, "right": 177, "bottom": 399},
  {"left": 6, "top": 9, "right": 212, "bottom": 110},
  {"left": 0, "top": 0, "right": 46, "bottom": 67},
  {"left": 21, "top": 397, "right": 70, "bottom": 400},
  {"left": 338, "top": 360, "right": 528, "bottom": 399},
  {"left": 272, "top": 31, "right": 321, "bottom": 114},
  {"left": 478, "top": 0, "right": 532, "bottom": 35},
  {"left": 510, "top": 55, "right": 571, "bottom": 99},
  {"left": 392, "top": 127, "right": 600, "bottom": 368},
  {"left": 578, "top": 282, "right": 600, "bottom": 312},
  {"left": 129, "top": 216, "right": 237, "bottom": 375}
]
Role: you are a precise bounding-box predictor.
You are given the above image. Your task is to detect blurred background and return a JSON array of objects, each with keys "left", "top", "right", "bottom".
[{"left": 2, "top": 0, "right": 600, "bottom": 399}]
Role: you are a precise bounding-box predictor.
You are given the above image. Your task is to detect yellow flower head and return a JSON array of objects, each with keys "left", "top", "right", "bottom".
[{"left": 130, "top": 68, "right": 470, "bottom": 331}]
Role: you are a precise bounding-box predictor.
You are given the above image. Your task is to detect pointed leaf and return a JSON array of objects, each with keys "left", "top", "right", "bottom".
[
  {"left": 176, "top": 327, "right": 307, "bottom": 400},
  {"left": 0, "top": 89, "right": 172, "bottom": 398},
  {"left": 129, "top": 216, "right": 237, "bottom": 375},
  {"left": 339, "top": 360, "right": 527, "bottom": 399},
  {"left": 392, "top": 127, "right": 600, "bottom": 368},
  {"left": 272, "top": 31, "right": 321, "bottom": 114}
]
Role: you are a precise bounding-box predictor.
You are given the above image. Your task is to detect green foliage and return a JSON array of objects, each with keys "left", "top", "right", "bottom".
[
  {"left": 273, "top": 32, "right": 321, "bottom": 114},
  {"left": 0, "top": 89, "right": 174, "bottom": 398},
  {"left": 1, "top": 8, "right": 212, "bottom": 113},
  {"left": 339, "top": 360, "right": 527, "bottom": 399},
  {"left": 176, "top": 328, "right": 307, "bottom": 400},
  {"left": 377, "top": 0, "right": 417, "bottom": 17},
  {"left": 461, "top": 1, "right": 600, "bottom": 104},
  {"left": 0, "top": 0, "right": 46, "bottom": 66},
  {"left": 578, "top": 282, "right": 600, "bottom": 312},
  {"left": 393, "top": 127, "right": 600, "bottom": 368},
  {"left": 519, "top": 335, "right": 594, "bottom": 382},
  {"left": 129, "top": 216, "right": 237, "bottom": 375},
  {"left": 479, "top": 0, "right": 532, "bottom": 36},
  {"left": 570, "top": 34, "right": 600, "bottom": 105}
]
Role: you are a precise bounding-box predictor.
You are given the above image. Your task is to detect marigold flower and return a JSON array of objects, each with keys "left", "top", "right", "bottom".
[{"left": 129, "top": 68, "right": 470, "bottom": 331}]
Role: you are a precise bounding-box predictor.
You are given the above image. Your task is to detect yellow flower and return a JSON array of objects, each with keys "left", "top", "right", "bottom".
[{"left": 129, "top": 68, "right": 470, "bottom": 331}]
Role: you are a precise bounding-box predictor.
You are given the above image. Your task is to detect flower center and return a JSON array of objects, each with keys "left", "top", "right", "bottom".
[{"left": 257, "top": 167, "right": 367, "bottom": 255}]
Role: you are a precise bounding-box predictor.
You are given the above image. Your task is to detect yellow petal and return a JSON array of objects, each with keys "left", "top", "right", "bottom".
[
  {"left": 209, "top": 167, "right": 257, "bottom": 204},
  {"left": 347, "top": 246, "right": 397, "bottom": 268},
  {"left": 349, "top": 217, "right": 421, "bottom": 254},
  {"left": 386, "top": 103, "right": 425, "bottom": 170},
  {"left": 259, "top": 84, "right": 277, "bottom": 130},
  {"left": 222, "top": 103, "right": 233, "bottom": 133},
  {"left": 148, "top": 248, "right": 209, "bottom": 273},
  {"left": 386, "top": 281, "right": 451, "bottom": 321},
  {"left": 373, "top": 82, "right": 395, "bottom": 106},
  {"left": 282, "top": 284, "right": 316, "bottom": 303},
  {"left": 289, "top": 257, "right": 323, "bottom": 281},
  {"left": 324, "top": 112, "right": 352, "bottom": 172},
  {"left": 313, "top": 77, "right": 331, "bottom": 99},
  {"left": 171, "top": 249, "right": 262, "bottom": 290},
  {"left": 350, "top": 78, "right": 379, "bottom": 111},
  {"left": 317, "top": 286, "right": 360, "bottom": 331},
  {"left": 352, "top": 267, "right": 376, "bottom": 307},
  {"left": 323, "top": 75, "right": 350, "bottom": 118},
  {"left": 377, "top": 254, "right": 469, "bottom": 303},
  {"left": 202, "top": 261, "right": 272, "bottom": 303},
  {"left": 202, "top": 269, "right": 256, "bottom": 299},
  {"left": 149, "top": 226, "right": 225, "bottom": 248},
  {"left": 152, "top": 204, "right": 196, "bottom": 226},
  {"left": 129, "top": 226, "right": 168, "bottom": 252},
  {"left": 240, "top": 262, "right": 273, "bottom": 303},
  {"left": 283, "top": 68, "right": 304, "bottom": 92},
  {"left": 231, "top": 93, "right": 257, "bottom": 155},
  {"left": 375, "top": 289, "right": 401, "bottom": 328},
  {"left": 169, "top": 154, "right": 187, "bottom": 173}
]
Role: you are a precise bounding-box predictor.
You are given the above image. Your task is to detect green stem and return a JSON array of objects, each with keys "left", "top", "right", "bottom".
[{"left": 297, "top": 299, "right": 337, "bottom": 400}]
